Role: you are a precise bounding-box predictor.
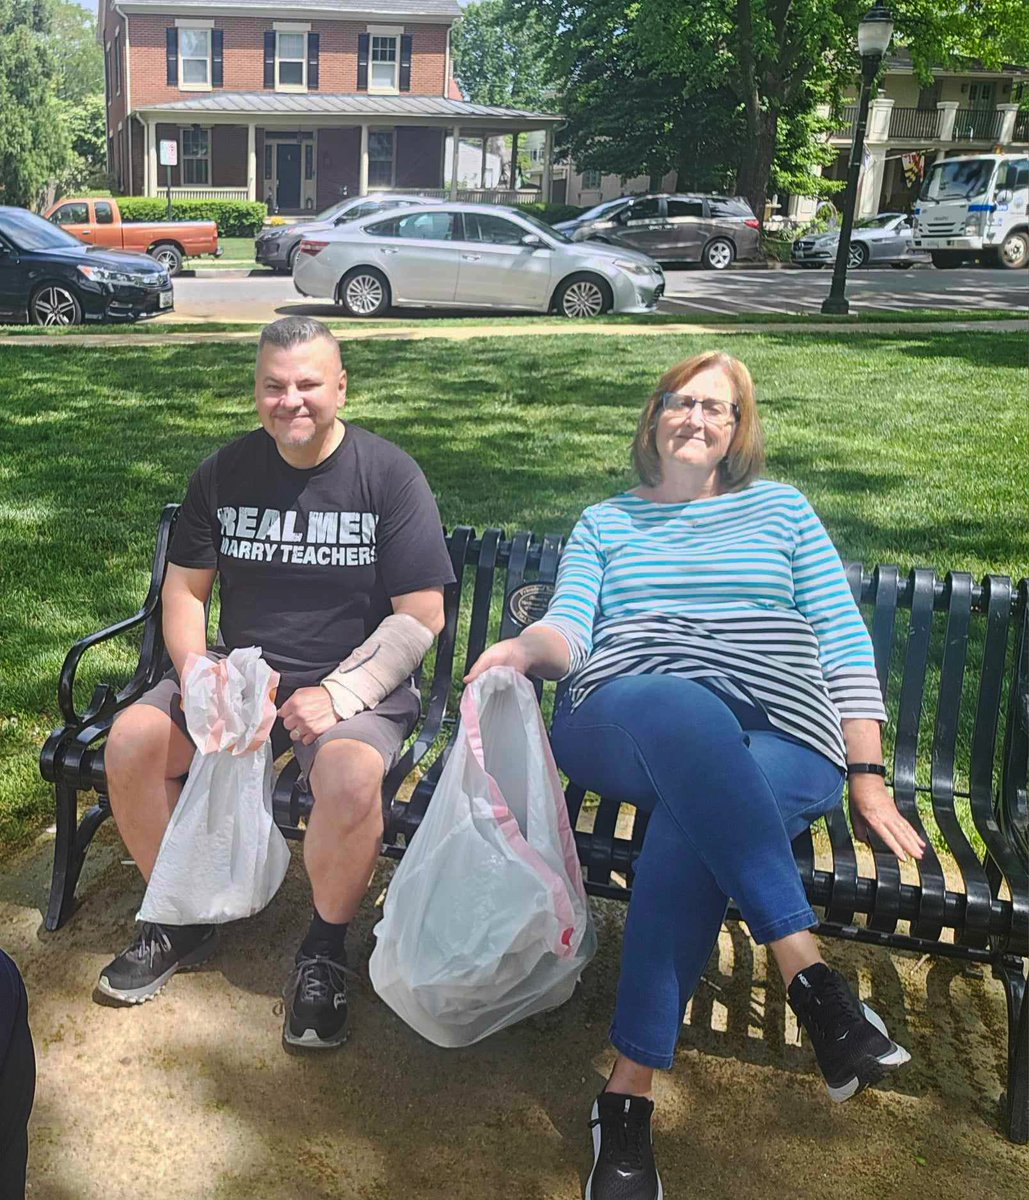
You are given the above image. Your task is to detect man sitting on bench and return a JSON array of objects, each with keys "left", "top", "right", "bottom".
[{"left": 97, "top": 316, "right": 454, "bottom": 1051}]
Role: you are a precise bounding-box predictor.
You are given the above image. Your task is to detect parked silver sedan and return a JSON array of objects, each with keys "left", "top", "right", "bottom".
[
  {"left": 292, "top": 203, "right": 665, "bottom": 317},
  {"left": 791, "top": 212, "right": 928, "bottom": 269}
]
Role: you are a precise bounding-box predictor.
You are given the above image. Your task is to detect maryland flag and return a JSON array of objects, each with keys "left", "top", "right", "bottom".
[{"left": 902, "top": 153, "right": 926, "bottom": 188}]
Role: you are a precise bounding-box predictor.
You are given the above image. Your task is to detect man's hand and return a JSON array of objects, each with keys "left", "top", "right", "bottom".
[
  {"left": 279, "top": 687, "right": 339, "bottom": 746},
  {"left": 849, "top": 776, "right": 926, "bottom": 862}
]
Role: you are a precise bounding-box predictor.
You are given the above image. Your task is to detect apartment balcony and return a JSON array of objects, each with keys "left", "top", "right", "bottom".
[
  {"left": 888, "top": 107, "right": 940, "bottom": 140},
  {"left": 1010, "top": 109, "right": 1028, "bottom": 143},
  {"left": 951, "top": 108, "right": 1005, "bottom": 143},
  {"left": 834, "top": 105, "right": 859, "bottom": 139}
]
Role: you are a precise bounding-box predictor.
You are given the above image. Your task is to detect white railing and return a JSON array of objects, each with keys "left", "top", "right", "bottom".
[
  {"left": 382, "top": 187, "right": 541, "bottom": 204},
  {"left": 168, "top": 187, "right": 249, "bottom": 201}
]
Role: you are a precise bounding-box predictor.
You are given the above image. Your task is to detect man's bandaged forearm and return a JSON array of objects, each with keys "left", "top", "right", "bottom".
[{"left": 320, "top": 613, "right": 435, "bottom": 721}]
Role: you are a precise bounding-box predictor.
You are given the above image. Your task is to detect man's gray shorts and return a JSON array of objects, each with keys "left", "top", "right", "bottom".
[{"left": 133, "top": 653, "right": 422, "bottom": 779}]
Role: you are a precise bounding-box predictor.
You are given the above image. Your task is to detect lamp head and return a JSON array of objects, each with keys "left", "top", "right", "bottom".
[{"left": 858, "top": 2, "right": 894, "bottom": 60}]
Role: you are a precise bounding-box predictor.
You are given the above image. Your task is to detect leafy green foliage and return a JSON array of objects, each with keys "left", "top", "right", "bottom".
[
  {"left": 49, "top": 0, "right": 103, "bottom": 102},
  {"left": 0, "top": 0, "right": 70, "bottom": 207},
  {"left": 514, "top": 201, "right": 586, "bottom": 224},
  {"left": 114, "top": 197, "right": 268, "bottom": 237},
  {"left": 451, "top": 0, "right": 555, "bottom": 110}
]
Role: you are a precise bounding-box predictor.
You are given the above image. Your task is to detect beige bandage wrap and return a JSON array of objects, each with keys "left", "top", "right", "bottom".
[{"left": 320, "top": 613, "right": 435, "bottom": 721}]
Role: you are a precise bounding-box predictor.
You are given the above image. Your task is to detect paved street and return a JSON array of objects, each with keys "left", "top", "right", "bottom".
[{"left": 161, "top": 264, "right": 1028, "bottom": 324}]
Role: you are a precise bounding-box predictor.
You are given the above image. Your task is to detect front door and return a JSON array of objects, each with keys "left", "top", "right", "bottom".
[{"left": 276, "top": 144, "right": 302, "bottom": 211}]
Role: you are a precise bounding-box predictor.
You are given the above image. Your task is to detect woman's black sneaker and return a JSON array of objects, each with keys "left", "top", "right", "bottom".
[
  {"left": 586, "top": 1092, "right": 663, "bottom": 1200},
  {"left": 787, "top": 962, "right": 911, "bottom": 1102},
  {"left": 282, "top": 950, "right": 351, "bottom": 1049},
  {"left": 97, "top": 922, "right": 217, "bottom": 1004}
]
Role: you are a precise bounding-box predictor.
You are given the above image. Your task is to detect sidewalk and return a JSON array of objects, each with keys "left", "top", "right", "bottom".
[
  {"left": 4, "top": 823, "right": 1025, "bottom": 1200},
  {"left": 2, "top": 317, "right": 1024, "bottom": 348}
]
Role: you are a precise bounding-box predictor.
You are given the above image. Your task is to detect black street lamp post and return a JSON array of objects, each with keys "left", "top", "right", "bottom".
[{"left": 821, "top": 3, "right": 895, "bottom": 315}]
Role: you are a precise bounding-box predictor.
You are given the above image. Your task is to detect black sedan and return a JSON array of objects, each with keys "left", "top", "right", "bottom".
[{"left": 0, "top": 206, "right": 174, "bottom": 325}]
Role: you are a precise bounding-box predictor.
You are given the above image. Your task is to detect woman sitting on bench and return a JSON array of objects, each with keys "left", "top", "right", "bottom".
[{"left": 466, "top": 350, "right": 925, "bottom": 1200}]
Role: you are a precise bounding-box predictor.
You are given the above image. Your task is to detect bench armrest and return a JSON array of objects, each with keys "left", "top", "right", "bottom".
[{"left": 56, "top": 506, "right": 179, "bottom": 731}]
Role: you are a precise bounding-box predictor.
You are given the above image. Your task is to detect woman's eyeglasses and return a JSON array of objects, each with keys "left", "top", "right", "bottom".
[{"left": 660, "top": 392, "right": 740, "bottom": 426}]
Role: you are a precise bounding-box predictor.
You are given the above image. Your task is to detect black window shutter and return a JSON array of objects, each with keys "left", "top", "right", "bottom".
[
  {"left": 357, "top": 33, "right": 369, "bottom": 91},
  {"left": 307, "top": 31, "right": 319, "bottom": 90},
  {"left": 166, "top": 27, "right": 178, "bottom": 86},
  {"left": 264, "top": 30, "right": 276, "bottom": 88},
  {"left": 399, "top": 34, "right": 412, "bottom": 92},
  {"left": 212, "top": 29, "right": 223, "bottom": 88}
]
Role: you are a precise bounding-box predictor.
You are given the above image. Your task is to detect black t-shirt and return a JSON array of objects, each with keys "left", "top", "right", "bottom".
[{"left": 168, "top": 424, "right": 454, "bottom": 689}]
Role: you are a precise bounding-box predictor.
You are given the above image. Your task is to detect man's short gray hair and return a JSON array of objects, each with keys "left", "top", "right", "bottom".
[{"left": 257, "top": 316, "right": 343, "bottom": 365}]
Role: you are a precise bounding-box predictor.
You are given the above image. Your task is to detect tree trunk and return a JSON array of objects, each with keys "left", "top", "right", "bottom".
[{"left": 736, "top": 108, "right": 778, "bottom": 224}]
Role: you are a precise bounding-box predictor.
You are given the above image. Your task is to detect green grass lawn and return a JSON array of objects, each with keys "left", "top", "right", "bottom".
[{"left": 1, "top": 329, "right": 1026, "bottom": 853}]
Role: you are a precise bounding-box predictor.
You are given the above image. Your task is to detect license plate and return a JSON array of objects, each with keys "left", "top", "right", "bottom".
[{"left": 159, "top": 291, "right": 173, "bottom": 309}]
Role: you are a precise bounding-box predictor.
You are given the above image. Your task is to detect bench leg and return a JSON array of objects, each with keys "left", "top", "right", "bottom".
[
  {"left": 45, "top": 788, "right": 110, "bottom": 932},
  {"left": 995, "top": 956, "right": 1028, "bottom": 1144}
]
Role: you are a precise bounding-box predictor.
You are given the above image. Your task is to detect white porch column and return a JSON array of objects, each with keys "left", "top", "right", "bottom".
[
  {"left": 247, "top": 123, "right": 257, "bottom": 202},
  {"left": 866, "top": 96, "right": 894, "bottom": 144},
  {"left": 146, "top": 119, "right": 157, "bottom": 198},
  {"left": 359, "top": 123, "right": 369, "bottom": 196},
  {"left": 996, "top": 104, "right": 1018, "bottom": 146},
  {"left": 449, "top": 124, "right": 460, "bottom": 199},
  {"left": 510, "top": 130, "right": 519, "bottom": 189},
  {"left": 542, "top": 126, "right": 554, "bottom": 202},
  {"left": 480, "top": 137, "right": 488, "bottom": 189},
  {"left": 937, "top": 100, "right": 959, "bottom": 143}
]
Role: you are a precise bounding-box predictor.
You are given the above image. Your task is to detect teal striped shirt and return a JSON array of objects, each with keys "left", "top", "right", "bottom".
[{"left": 536, "top": 480, "right": 886, "bottom": 763}]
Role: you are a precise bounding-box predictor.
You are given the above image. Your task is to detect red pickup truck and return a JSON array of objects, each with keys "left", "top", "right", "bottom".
[{"left": 43, "top": 198, "right": 221, "bottom": 276}]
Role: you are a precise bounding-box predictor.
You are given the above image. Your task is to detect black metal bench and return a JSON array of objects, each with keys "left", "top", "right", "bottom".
[{"left": 39, "top": 506, "right": 1028, "bottom": 1142}]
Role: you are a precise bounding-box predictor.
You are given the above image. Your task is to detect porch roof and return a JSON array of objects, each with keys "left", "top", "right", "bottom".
[{"left": 135, "top": 92, "right": 563, "bottom": 132}]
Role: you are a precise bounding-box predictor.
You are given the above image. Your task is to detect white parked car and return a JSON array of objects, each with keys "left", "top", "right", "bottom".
[{"left": 293, "top": 203, "right": 665, "bottom": 318}]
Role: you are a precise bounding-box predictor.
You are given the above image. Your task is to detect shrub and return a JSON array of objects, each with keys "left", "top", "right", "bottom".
[
  {"left": 114, "top": 198, "right": 267, "bottom": 237},
  {"left": 515, "top": 202, "right": 587, "bottom": 226}
]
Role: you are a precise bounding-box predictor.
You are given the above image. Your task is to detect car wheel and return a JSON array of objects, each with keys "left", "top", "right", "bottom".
[
  {"left": 30, "top": 284, "right": 83, "bottom": 327},
  {"left": 285, "top": 244, "right": 299, "bottom": 275},
  {"left": 847, "top": 242, "right": 869, "bottom": 268},
  {"left": 930, "top": 251, "right": 963, "bottom": 269},
  {"left": 150, "top": 244, "right": 183, "bottom": 275},
  {"left": 553, "top": 273, "right": 612, "bottom": 318},
  {"left": 702, "top": 239, "right": 735, "bottom": 270},
  {"left": 338, "top": 267, "right": 391, "bottom": 317},
  {"left": 997, "top": 230, "right": 1029, "bottom": 270},
  {"left": 890, "top": 261, "right": 915, "bottom": 270}
]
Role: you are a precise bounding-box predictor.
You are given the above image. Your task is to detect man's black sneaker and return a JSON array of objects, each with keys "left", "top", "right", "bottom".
[
  {"left": 282, "top": 950, "right": 351, "bottom": 1049},
  {"left": 586, "top": 1092, "right": 663, "bottom": 1200},
  {"left": 787, "top": 962, "right": 911, "bottom": 1102},
  {"left": 97, "top": 922, "right": 217, "bottom": 1004}
]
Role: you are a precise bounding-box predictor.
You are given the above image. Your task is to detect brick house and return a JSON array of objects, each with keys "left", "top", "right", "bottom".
[{"left": 99, "top": 0, "right": 561, "bottom": 211}]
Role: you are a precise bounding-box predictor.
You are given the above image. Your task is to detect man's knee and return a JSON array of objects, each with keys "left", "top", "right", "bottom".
[
  {"left": 308, "top": 739, "right": 385, "bottom": 825},
  {"left": 107, "top": 703, "right": 193, "bottom": 781}
]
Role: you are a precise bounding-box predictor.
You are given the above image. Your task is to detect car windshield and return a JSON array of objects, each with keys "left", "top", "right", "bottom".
[
  {"left": 854, "top": 214, "right": 902, "bottom": 229},
  {"left": 0, "top": 209, "right": 83, "bottom": 251},
  {"left": 577, "top": 197, "right": 631, "bottom": 222},
  {"left": 514, "top": 210, "right": 571, "bottom": 244},
  {"left": 919, "top": 159, "right": 993, "bottom": 201}
]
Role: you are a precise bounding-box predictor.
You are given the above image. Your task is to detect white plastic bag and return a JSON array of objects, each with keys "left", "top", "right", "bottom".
[
  {"left": 138, "top": 646, "right": 291, "bottom": 925},
  {"left": 369, "top": 666, "right": 596, "bottom": 1047}
]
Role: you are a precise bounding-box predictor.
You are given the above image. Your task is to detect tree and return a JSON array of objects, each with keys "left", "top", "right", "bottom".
[
  {"left": 58, "top": 92, "right": 107, "bottom": 193},
  {"left": 49, "top": 0, "right": 104, "bottom": 102},
  {"left": 0, "top": 0, "right": 70, "bottom": 207},
  {"left": 451, "top": 0, "right": 555, "bottom": 110}
]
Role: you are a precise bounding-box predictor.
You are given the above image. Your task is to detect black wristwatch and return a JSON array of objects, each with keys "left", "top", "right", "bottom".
[{"left": 846, "top": 762, "right": 887, "bottom": 777}]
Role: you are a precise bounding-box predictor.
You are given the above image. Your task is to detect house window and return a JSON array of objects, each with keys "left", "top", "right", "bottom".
[
  {"left": 179, "top": 28, "right": 211, "bottom": 87},
  {"left": 368, "top": 130, "right": 394, "bottom": 188},
  {"left": 305, "top": 143, "right": 314, "bottom": 181},
  {"left": 264, "top": 145, "right": 273, "bottom": 180},
  {"left": 370, "top": 36, "right": 398, "bottom": 91},
  {"left": 114, "top": 33, "right": 122, "bottom": 95},
  {"left": 277, "top": 32, "right": 307, "bottom": 89},
  {"left": 581, "top": 169, "right": 602, "bottom": 189},
  {"left": 181, "top": 127, "right": 210, "bottom": 185}
]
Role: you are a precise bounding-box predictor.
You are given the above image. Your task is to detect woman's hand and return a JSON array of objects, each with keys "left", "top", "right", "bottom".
[
  {"left": 464, "top": 638, "right": 532, "bottom": 684},
  {"left": 849, "top": 776, "right": 926, "bottom": 861}
]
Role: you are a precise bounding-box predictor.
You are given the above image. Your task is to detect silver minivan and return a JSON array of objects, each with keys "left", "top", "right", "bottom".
[{"left": 555, "top": 193, "right": 762, "bottom": 269}]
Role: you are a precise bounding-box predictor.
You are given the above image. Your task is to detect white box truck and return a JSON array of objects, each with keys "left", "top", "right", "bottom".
[{"left": 913, "top": 153, "right": 1028, "bottom": 269}]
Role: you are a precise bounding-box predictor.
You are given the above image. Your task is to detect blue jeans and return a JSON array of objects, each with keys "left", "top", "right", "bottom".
[{"left": 551, "top": 675, "right": 844, "bottom": 1070}]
